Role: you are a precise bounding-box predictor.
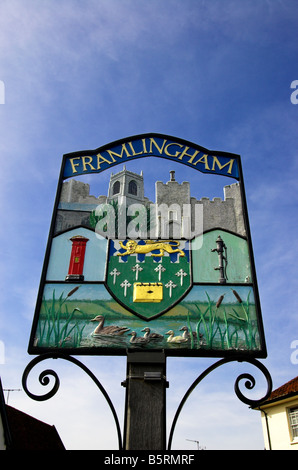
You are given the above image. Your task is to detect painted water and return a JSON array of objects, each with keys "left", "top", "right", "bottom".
[{"left": 36, "top": 315, "right": 260, "bottom": 353}]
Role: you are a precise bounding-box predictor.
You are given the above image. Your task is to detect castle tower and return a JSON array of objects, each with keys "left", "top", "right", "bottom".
[
  {"left": 107, "top": 166, "right": 145, "bottom": 207},
  {"left": 155, "top": 170, "right": 190, "bottom": 208},
  {"left": 154, "top": 171, "right": 191, "bottom": 239}
]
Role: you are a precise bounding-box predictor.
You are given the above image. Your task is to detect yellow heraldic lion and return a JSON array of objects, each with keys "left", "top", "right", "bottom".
[{"left": 117, "top": 240, "right": 185, "bottom": 257}]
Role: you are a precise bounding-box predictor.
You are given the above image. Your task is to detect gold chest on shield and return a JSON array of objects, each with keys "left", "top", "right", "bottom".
[{"left": 133, "top": 283, "right": 163, "bottom": 303}]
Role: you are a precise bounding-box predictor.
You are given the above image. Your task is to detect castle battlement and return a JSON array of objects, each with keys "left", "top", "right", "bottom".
[
  {"left": 188, "top": 183, "right": 244, "bottom": 235},
  {"left": 56, "top": 174, "right": 244, "bottom": 238}
]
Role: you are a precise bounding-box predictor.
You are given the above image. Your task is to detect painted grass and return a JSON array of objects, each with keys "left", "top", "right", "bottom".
[
  {"left": 187, "top": 290, "right": 259, "bottom": 350},
  {"left": 37, "top": 287, "right": 260, "bottom": 351},
  {"left": 37, "top": 287, "right": 87, "bottom": 348}
]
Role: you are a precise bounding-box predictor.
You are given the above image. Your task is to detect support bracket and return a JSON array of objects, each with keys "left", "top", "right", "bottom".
[{"left": 121, "top": 371, "right": 169, "bottom": 387}]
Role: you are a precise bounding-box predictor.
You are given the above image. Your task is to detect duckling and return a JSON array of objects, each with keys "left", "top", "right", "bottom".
[
  {"left": 129, "top": 331, "right": 149, "bottom": 345},
  {"left": 90, "top": 315, "right": 130, "bottom": 336},
  {"left": 141, "top": 327, "right": 164, "bottom": 341},
  {"left": 180, "top": 326, "right": 203, "bottom": 340},
  {"left": 165, "top": 330, "right": 188, "bottom": 343},
  {"left": 179, "top": 326, "right": 198, "bottom": 340}
]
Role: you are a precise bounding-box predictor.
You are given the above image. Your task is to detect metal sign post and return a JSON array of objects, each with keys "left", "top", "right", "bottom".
[{"left": 122, "top": 351, "right": 167, "bottom": 450}]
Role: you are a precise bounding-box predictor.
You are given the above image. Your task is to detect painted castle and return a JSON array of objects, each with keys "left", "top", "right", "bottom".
[{"left": 55, "top": 166, "right": 245, "bottom": 238}]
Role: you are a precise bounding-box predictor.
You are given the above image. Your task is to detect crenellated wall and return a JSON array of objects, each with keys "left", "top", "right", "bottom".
[{"left": 55, "top": 174, "right": 245, "bottom": 238}]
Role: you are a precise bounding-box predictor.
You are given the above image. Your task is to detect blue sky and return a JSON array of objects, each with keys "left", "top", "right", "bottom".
[{"left": 0, "top": 0, "right": 298, "bottom": 450}]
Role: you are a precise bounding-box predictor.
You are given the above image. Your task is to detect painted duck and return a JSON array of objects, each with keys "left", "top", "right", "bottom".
[
  {"left": 129, "top": 331, "right": 149, "bottom": 345},
  {"left": 141, "top": 327, "right": 164, "bottom": 341},
  {"left": 90, "top": 315, "right": 130, "bottom": 336},
  {"left": 180, "top": 326, "right": 204, "bottom": 342},
  {"left": 179, "top": 326, "right": 197, "bottom": 340},
  {"left": 165, "top": 330, "right": 188, "bottom": 343}
]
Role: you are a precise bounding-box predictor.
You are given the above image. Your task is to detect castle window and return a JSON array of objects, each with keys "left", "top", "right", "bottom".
[
  {"left": 128, "top": 180, "right": 137, "bottom": 195},
  {"left": 112, "top": 181, "right": 120, "bottom": 195}
]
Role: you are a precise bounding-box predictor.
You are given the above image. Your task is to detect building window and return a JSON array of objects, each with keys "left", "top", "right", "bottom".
[
  {"left": 112, "top": 181, "right": 120, "bottom": 195},
  {"left": 128, "top": 180, "right": 137, "bottom": 195},
  {"left": 289, "top": 407, "right": 298, "bottom": 440}
]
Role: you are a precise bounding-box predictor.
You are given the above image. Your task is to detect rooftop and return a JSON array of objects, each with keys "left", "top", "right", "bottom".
[
  {"left": 260, "top": 376, "right": 298, "bottom": 407},
  {"left": 5, "top": 405, "right": 65, "bottom": 450},
  {"left": 1, "top": 376, "right": 65, "bottom": 450}
]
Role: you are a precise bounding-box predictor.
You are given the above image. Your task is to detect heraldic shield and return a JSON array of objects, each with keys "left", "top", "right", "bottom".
[{"left": 105, "top": 239, "right": 192, "bottom": 320}]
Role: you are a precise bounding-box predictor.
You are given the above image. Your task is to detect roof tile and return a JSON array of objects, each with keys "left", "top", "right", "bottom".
[{"left": 265, "top": 376, "right": 298, "bottom": 403}]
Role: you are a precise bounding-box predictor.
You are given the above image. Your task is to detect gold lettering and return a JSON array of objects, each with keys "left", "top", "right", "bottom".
[
  {"left": 193, "top": 154, "right": 210, "bottom": 169},
  {"left": 82, "top": 156, "right": 96, "bottom": 172},
  {"left": 106, "top": 143, "right": 131, "bottom": 160},
  {"left": 211, "top": 156, "right": 235, "bottom": 174},
  {"left": 164, "top": 142, "right": 183, "bottom": 157},
  {"left": 178, "top": 146, "right": 200, "bottom": 163},
  {"left": 69, "top": 157, "right": 81, "bottom": 174},
  {"left": 142, "top": 138, "right": 148, "bottom": 154},
  {"left": 96, "top": 153, "right": 113, "bottom": 169},
  {"left": 148, "top": 138, "right": 167, "bottom": 154},
  {"left": 128, "top": 141, "right": 143, "bottom": 156}
]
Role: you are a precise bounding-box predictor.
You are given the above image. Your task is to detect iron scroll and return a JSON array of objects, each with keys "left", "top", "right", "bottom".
[
  {"left": 22, "top": 353, "right": 123, "bottom": 450},
  {"left": 22, "top": 354, "right": 272, "bottom": 451},
  {"left": 167, "top": 356, "right": 272, "bottom": 450}
]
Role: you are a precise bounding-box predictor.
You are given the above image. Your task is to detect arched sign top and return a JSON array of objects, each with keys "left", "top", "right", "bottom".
[{"left": 62, "top": 133, "right": 240, "bottom": 180}]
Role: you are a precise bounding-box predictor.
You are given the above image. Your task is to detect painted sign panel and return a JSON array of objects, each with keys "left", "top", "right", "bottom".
[{"left": 28, "top": 133, "right": 267, "bottom": 357}]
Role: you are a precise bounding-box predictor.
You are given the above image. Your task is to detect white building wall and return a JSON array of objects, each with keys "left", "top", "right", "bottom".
[{"left": 260, "top": 397, "right": 298, "bottom": 450}]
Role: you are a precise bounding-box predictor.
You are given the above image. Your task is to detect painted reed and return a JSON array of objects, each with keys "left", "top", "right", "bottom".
[
  {"left": 187, "top": 289, "right": 259, "bottom": 351},
  {"left": 37, "top": 287, "right": 86, "bottom": 348}
]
